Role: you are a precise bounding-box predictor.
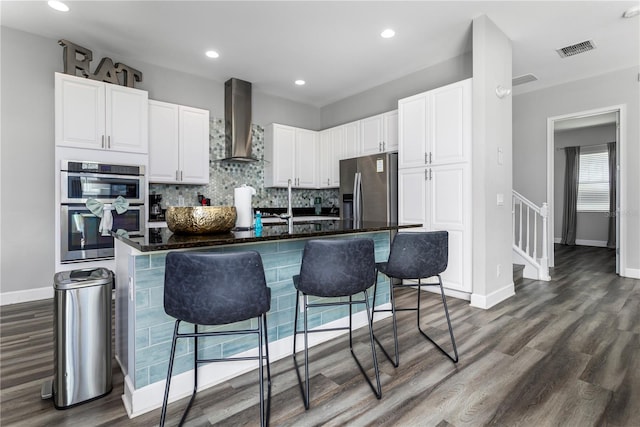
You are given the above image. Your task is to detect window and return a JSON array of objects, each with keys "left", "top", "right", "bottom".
[{"left": 577, "top": 146, "right": 609, "bottom": 212}]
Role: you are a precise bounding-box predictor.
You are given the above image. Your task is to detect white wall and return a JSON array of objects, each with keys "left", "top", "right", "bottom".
[
  {"left": 513, "top": 66, "right": 640, "bottom": 274},
  {"left": 470, "top": 15, "right": 514, "bottom": 308},
  {"left": 0, "top": 27, "right": 320, "bottom": 296},
  {"left": 554, "top": 124, "right": 615, "bottom": 244}
]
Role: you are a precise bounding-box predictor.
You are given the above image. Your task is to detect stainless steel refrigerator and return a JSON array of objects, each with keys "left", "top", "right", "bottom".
[{"left": 340, "top": 152, "right": 398, "bottom": 225}]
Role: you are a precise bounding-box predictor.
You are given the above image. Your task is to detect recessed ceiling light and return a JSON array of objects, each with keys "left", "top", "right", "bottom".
[
  {"left": 205, "top": 50, "right": 219, "bottom": 59},
  {"left": 48, "top": 1, "right": 69, "bottom": 12},
  {"left": 295, "top": 80, "right": 306, "bottom": 86},
  {"left": 623, "top": 5, "right": 640, "bottom": 18},
  {"left": 380, "top": 29, "right": 395, "bottom": 39}
]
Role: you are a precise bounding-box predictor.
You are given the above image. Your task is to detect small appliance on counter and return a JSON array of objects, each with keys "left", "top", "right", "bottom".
[
  {"left": 234, "top": 185, "right": 256, "bottom": 229},
  {"left": 149, "top": 194, "right": 164, "bottom": 221}
]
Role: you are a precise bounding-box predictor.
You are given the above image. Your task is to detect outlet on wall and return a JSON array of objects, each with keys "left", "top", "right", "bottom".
[{"left": 496, "top": 264, "right": 502, "bottom": 278}]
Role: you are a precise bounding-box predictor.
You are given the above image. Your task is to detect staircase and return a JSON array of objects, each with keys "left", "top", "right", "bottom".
[{"left": 512, "top": 190, "right": 551, "bottom": 281}]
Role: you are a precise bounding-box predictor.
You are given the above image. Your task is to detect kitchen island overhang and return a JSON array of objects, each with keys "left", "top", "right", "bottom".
[{"left": 113, "top": 220, "right": 420, "bottom": 418}]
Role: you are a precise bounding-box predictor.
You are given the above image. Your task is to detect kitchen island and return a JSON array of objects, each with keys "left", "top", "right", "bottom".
[{"left": 113, "top": 219, "right": 420, "bottom": 417}]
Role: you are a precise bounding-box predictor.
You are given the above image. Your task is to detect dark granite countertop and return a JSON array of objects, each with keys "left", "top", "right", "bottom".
[{"left": 114, "top": 220, "right": 421, "bottom": 252}]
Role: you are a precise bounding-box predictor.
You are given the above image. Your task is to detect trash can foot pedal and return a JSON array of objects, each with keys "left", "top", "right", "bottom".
[{"left": 41, "top": 380, "right": 53, "bottom": 400}]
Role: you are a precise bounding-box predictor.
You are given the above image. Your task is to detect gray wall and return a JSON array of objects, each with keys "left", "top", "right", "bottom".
[
  {"left": 1, "top": 29, "right": 59, "bottom": 296},
  {"left": 513, "top": 66, "right": 639, "bottom": 272},
  {"left": 554, "top": 124, "right": 615, "bottom": 244},
  {"left": 320, "top": 53, "right": 472, "bottom": 128},
  {"left": 0, "top": 26, "right": 319, "bottom": 295},
  {"left": 471, "top": 15, "right": 513, "bottom": 302}
]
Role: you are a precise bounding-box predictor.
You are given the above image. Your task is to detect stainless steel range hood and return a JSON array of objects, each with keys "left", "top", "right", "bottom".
[{"left": 223, "top": 78, "right": 256, "bottom": 162}]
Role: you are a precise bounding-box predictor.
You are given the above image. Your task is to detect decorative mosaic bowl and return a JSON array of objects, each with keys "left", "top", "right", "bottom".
[{"left": 166, "top": 206, "right": 237, "bottom": 234}]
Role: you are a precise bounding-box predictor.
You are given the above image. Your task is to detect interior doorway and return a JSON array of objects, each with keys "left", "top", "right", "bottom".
[{"left": 546, "top": 105, "right": 625, "bottom": 274}]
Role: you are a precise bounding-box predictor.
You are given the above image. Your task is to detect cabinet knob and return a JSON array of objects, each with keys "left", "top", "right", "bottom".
[
  {"left": 424, "top": 152, "right": 428, "bottom": 164},
  {"left": 102, "top": 135, "right": 105, "bottom": 149},
  {"left": 107, "top": 135, "right": 111, "bottom": 149}
]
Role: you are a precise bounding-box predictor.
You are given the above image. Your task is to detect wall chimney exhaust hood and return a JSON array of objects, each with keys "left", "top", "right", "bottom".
[{"left": 223, "top": 78, "right": 257, "bottom": 162}]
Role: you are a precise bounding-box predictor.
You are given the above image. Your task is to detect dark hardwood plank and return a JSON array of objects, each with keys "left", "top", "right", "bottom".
[{"left": 1, "top": 244, "right": 638, "bottom": 426}]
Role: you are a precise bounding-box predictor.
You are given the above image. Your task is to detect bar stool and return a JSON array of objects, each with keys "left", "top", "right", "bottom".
[
  {"left": 292, "top": 238, "right": 381, "bottom": 409},
  {"left": 160, "top": 251, "right": 271, "bottom": 427},
  {"left": 372, "top": 231, "right": 458, "bottom": 367}
]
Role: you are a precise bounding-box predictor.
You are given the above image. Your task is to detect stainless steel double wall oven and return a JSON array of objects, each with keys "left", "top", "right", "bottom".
[{"left": 60, "top": 160, "right": 145, "bottom": 263}]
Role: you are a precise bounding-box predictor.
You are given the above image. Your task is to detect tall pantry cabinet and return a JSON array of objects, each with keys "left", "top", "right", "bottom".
[{"left": 397, "top": 78, "right": 472, "bottom": 294}]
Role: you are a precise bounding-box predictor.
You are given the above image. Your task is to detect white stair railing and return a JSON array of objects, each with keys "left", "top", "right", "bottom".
[{"left": 512, "top": 190, "right": 550, "bottom": 281}]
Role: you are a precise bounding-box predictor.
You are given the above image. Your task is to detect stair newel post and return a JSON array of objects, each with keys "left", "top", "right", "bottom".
[
  {"left": 512, "top": 195, "right": 516, "bottom": 246},
  {"left": 540, "top": 202, "right": 549, "bottom": 279}
]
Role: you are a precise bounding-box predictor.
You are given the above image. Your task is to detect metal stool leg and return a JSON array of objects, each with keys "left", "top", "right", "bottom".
[
  {"left": 160, "top": 320, "right": 180, "bottom": 427},
  {"left": 258, "top": 314, "right": 271, "bottom": 427},
  {"left": 292, "top": 292, "right": 311, "bottom": 410},
  {"left": 371, "top": 276, "right": 400, "bottom": 367},
  {"left": 346, "top": 290, "right": 382, "bottom": 399},
  {"left": 416, "top": 276, "right": 459, "bottom": 363}
]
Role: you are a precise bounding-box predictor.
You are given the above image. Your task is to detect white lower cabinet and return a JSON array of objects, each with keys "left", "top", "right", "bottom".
[
  {"left": 148, "top": 100, "right": 210, "bottom": 184},
  {"left": 398, "top": 163, "right": 471, "bottom": 293},
  {"left": 265, "top": 124, "right": 318, "bottom": 188}
]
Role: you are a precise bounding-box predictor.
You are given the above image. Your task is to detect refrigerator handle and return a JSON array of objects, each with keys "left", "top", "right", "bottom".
[{"left": 354, "top": 172, "right": 362, "bottom": 223}]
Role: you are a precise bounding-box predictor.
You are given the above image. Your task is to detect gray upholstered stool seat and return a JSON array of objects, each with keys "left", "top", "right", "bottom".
[
  {"left": 372, "top": 231, "right": 458, "bottom": 367},
  {"left": 292, "top": 238, "right": 381, "bottom": 409},
  {"left": 160, "top": 251, "right": 271, "bottom": 427}
]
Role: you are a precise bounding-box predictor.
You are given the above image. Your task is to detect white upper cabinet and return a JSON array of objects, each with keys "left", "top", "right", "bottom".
[
  {"left": 398, "top": 78, "right": 471, "bottom": 169},
  {"left": 341, "top": 121, "right": 360, "bottom": 160},
  {"left": 318, "top": 127, "right": 343, "bottom": 188},
  {"left": 360, "top": 110, "right": 398, "bottom": 155},
  {"left": 360, "top": 114, "right": 384, "bottom": 155},
  {"left": 265, "top": 124, "right": 318, "bottom": 188},
  {"left": 178, "top": 106, "right": 210, "bottom": 184},
  {"left": 383, "top": 110, "right": 399, "bottom": 152},
  {"left": 55, "top": 72, "right": 148, "bottom": 153},
  {"left": 148, "top": 101, "right": 178, "bottom": 182},
  {"left": 148, "top": 100, "right": 210, "bottom": 184},
  {"left": 295, "top": 128, "right": 319, "bottom": 188}
]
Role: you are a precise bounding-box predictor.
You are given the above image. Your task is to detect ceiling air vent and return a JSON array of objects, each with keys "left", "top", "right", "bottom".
[
  {"left": 556, "top": 40, "right": 596, "bottom": 58},
  {"left": 512, "top": 73, "right": 538, "bottom": 86}
]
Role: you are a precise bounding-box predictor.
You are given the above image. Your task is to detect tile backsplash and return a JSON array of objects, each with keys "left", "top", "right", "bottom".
[{"left": 149, "top": 118, "right": 339, "bottom": 210}]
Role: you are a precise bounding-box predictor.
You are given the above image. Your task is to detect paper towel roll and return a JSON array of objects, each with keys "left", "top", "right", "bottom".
[{"left": 234, "top": 185, "right": 256, "bottom": 229}]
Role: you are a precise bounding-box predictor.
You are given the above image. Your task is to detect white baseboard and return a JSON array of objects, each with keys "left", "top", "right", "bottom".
[
  {"left": 470, "top": 282, "right": 515, "bottom": 310},
  {"left": 553, "top": 237, "right": 608, "bottom": 247},
  {"left": 575, "top": 239, "right": 608, "bottom": 247},
  {"left": 623, "top": 268, "right": 640, "bottom": 279},
  {"left": 122, "top": 304, "right": 391, "bottom": 418},
  {"left": 1, "top": 286, "right": 53, "bottom": 306}
]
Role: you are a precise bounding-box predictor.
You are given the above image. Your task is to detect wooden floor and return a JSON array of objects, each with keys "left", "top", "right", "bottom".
[{"left": 1, "top": 245, "right": 639, "bottom": 426}]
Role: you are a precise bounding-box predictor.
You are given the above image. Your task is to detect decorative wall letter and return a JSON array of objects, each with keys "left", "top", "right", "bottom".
[
  {"left": 58, "top": 39, "right": 143, "bottom": 88},
  {"left": 115, "top": 63, "right": 143, "bottom": 88},
  {"left": 91, "top": 57, "right": 120, "bottom": 85},
  {"left": 58, "top": 39, "right": 93, "bottom": 77}
]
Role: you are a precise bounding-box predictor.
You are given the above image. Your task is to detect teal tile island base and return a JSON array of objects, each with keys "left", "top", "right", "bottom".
[{"left": 113, "top": 220, "right": 419, "bottom": 417}]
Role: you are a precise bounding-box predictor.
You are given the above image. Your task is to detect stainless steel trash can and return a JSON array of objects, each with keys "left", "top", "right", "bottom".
[{"left": 43, "top": 268, "right": 113, "bottom": 409}]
